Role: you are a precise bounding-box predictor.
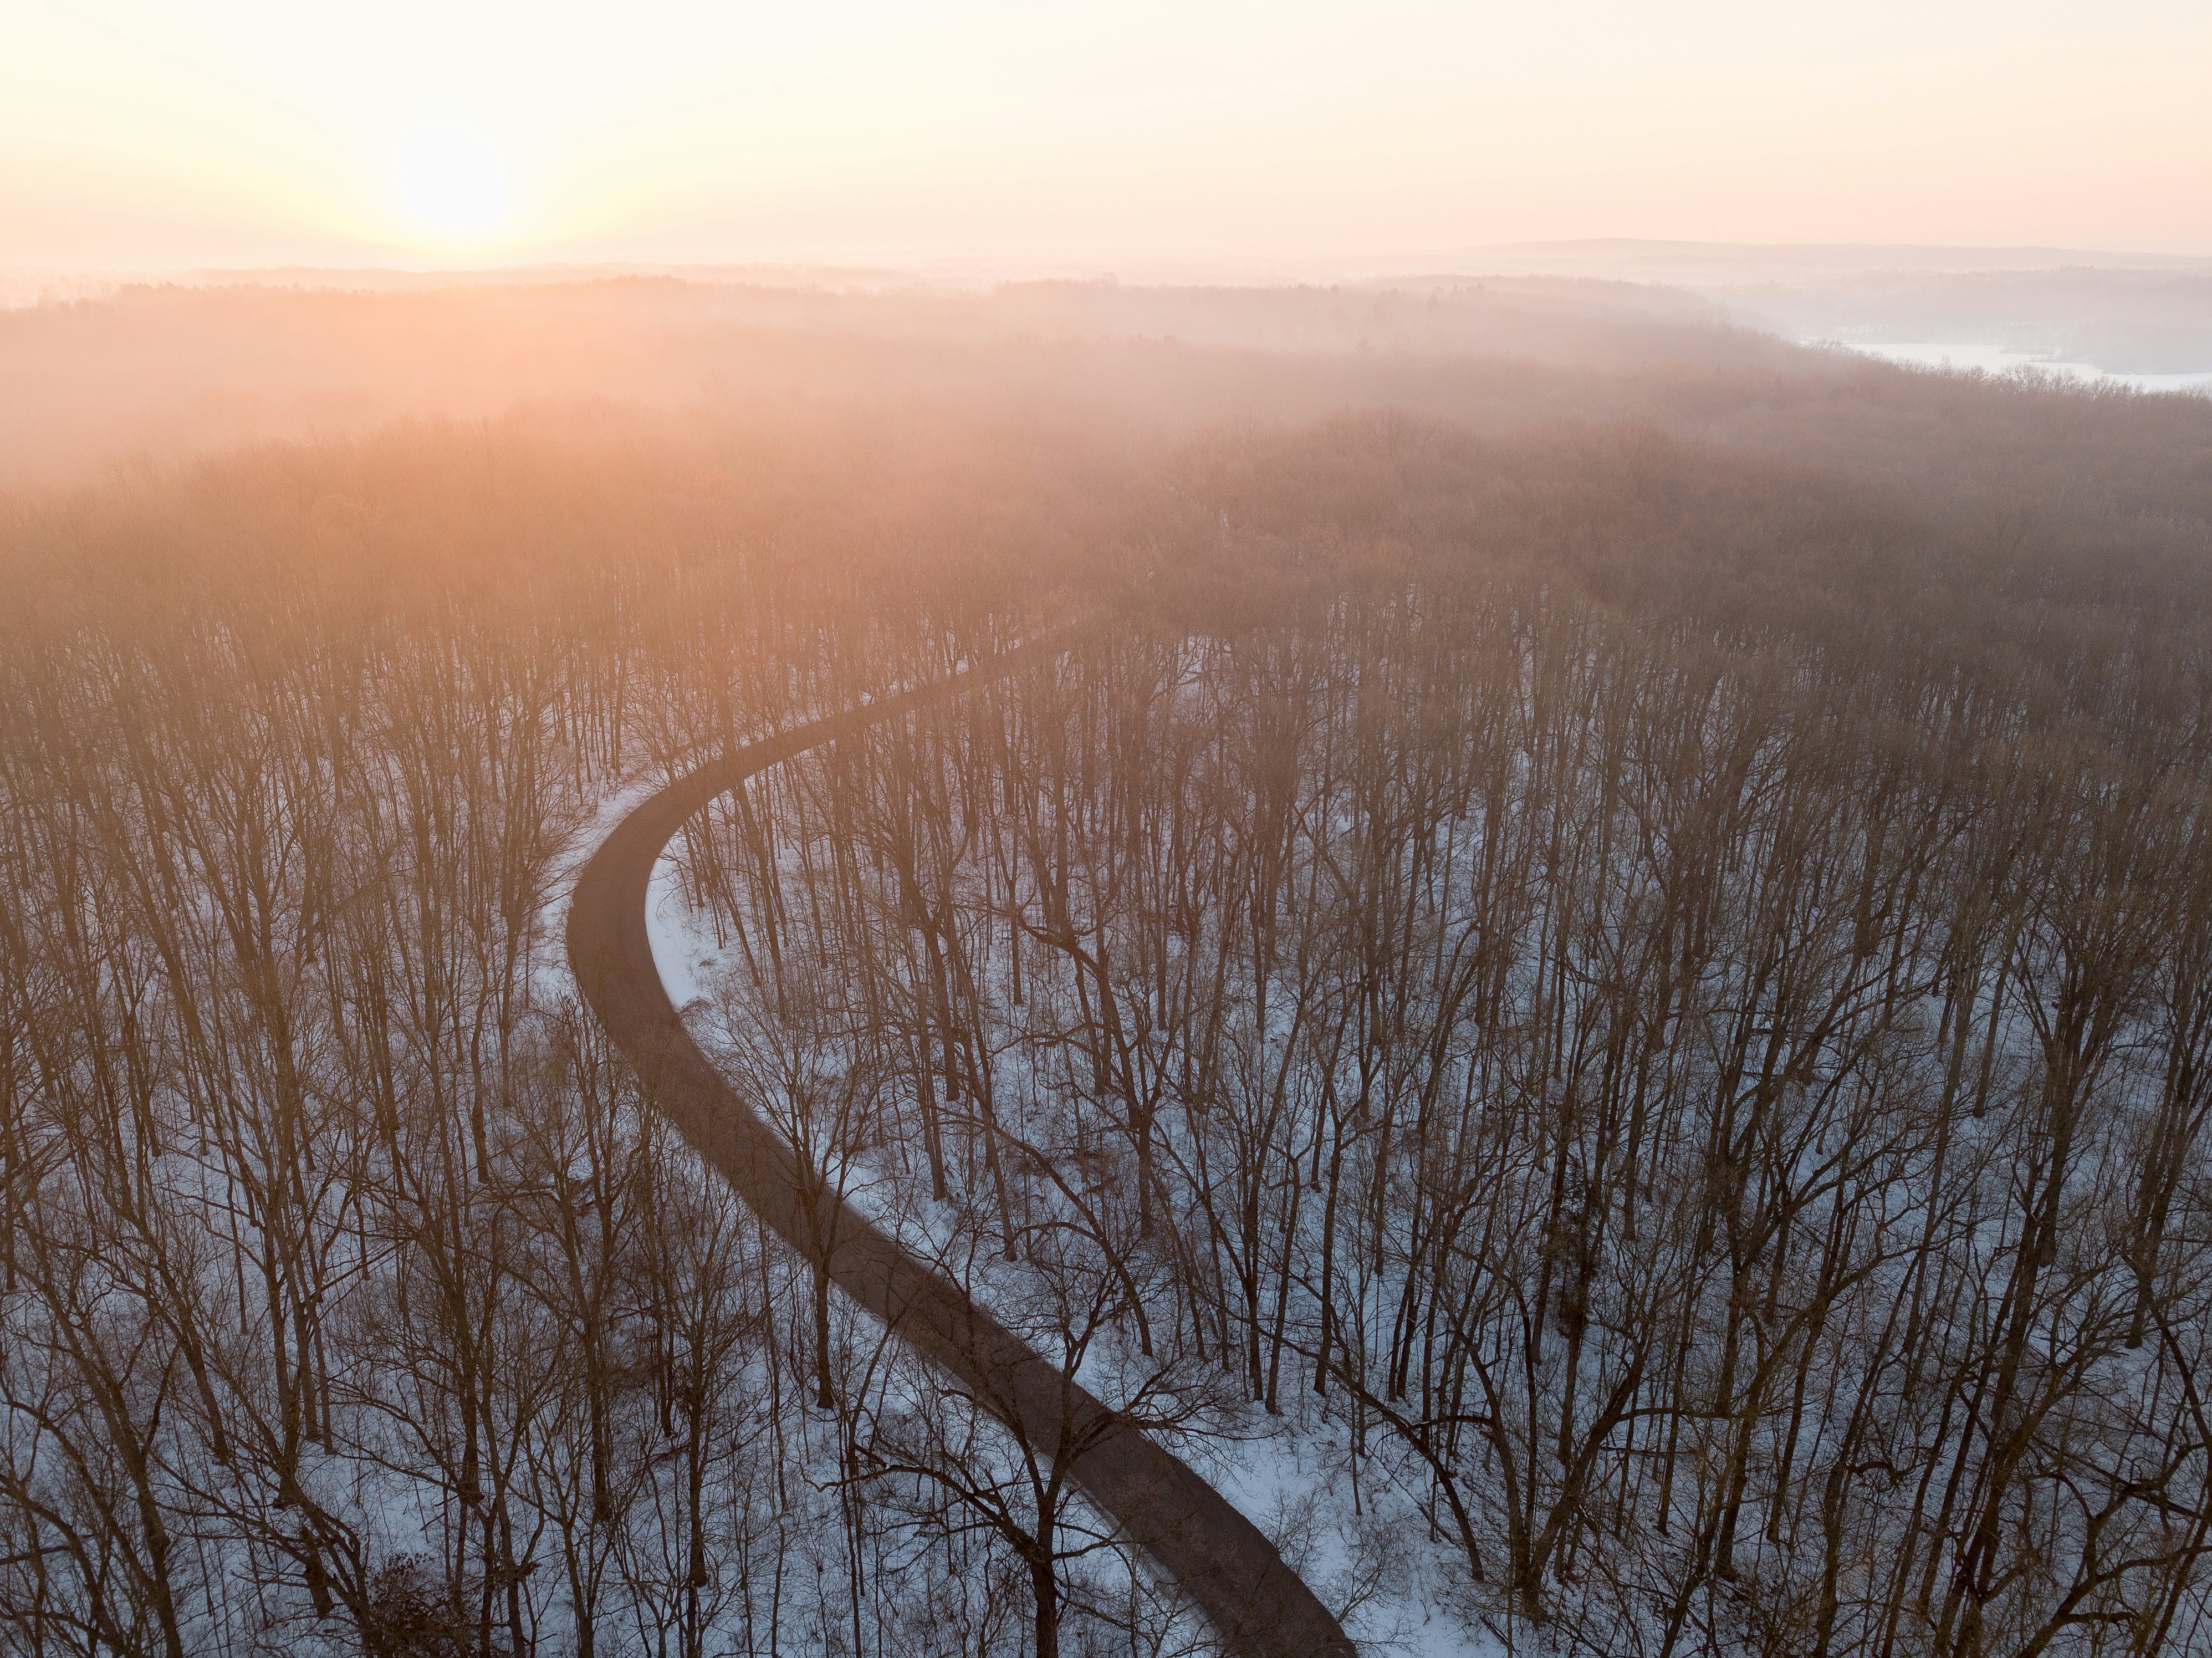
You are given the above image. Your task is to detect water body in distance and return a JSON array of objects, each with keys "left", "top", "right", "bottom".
[{"left": 1828, "top": 340, "right": 2212, "bottom": 397}]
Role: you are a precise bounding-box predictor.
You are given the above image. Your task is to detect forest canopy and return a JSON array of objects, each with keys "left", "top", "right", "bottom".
[{"left": 4, "top": 283, "right": 2212, "bottom": 1657}]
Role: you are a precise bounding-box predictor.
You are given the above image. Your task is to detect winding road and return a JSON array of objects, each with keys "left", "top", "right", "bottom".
[{"left": 565, "top": 638, "right": 1356, "bottom": 1658}]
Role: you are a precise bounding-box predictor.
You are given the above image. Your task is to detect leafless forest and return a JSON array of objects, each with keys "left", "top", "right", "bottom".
[{"left": 5, "top": 284, "right": 2212, "bottom": 1657}]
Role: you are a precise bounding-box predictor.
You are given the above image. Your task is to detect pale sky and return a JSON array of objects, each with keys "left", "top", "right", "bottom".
[{"left": 6, "top": 0, "right": 2209, "bottom": 270}]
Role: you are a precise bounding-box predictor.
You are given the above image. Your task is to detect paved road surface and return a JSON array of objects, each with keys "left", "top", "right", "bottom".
[{"left": 566, "top": 639, "right": 1357, "bottom": 1657}]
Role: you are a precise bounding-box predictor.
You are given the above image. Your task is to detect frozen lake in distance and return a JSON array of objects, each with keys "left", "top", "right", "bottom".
[{"left": 1829, "top": 340, "right": 2212, "bottom": 397}]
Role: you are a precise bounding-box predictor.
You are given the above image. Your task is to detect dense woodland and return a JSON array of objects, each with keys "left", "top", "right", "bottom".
[{"left": 5, "top": 302, "right": 2212, "bottom": 1657}]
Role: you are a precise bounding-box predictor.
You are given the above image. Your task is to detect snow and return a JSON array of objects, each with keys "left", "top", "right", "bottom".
[
  {"left": 646, "top": 825, "right": 715, "bottom": 1014},
  {"left": 646, "top": 810, "right": 1509, "bottom": 1657}
]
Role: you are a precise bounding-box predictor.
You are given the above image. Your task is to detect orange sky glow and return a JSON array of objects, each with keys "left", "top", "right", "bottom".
[{"left": 6, "top": 1, "right": 2209, "bottom": 272}]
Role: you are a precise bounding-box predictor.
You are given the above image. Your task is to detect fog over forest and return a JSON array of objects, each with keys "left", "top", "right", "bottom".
[{"left": 5, "top": 271, "right": 2212, "bottom": 1658}]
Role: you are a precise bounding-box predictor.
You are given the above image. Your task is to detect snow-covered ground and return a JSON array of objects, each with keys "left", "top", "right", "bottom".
[
  {"left": 621, "top": 619, "right": 2212, "bottom": 1658},
  {"left": 646, "top": 824, "right": 1506, "bottom": 1657}
]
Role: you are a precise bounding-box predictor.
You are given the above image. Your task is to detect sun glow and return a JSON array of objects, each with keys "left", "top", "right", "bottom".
[
  {"left": 392, "top": 121, "right": 512, "bottom": 243},
  {"left": 5, "top": 2, "right": 2212, "bottom": 265}
]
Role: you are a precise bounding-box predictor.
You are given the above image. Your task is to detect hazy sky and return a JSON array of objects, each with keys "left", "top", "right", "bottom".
[{"left": 7, "top": 1, "right": 2209, "bottom": 270}]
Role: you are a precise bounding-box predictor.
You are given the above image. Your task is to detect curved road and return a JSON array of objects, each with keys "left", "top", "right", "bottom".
[{"left": 566, "top": 639, "right": 1356, "bottom": 1658}]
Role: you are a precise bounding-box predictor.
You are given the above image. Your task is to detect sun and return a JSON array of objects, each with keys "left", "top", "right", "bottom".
[{"left": 393, "top": 121, "right": 513, "bottom": 244}]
